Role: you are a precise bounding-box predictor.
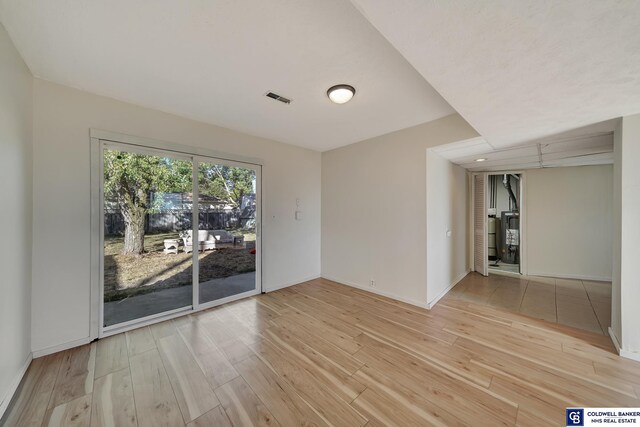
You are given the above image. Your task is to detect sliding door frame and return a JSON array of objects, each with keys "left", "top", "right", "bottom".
[
  {"left": 193, "top": 155, "right": 262, "bottom": 311},
  {"left": 90, "top": 129, "right": 263, "bottom": 339}
]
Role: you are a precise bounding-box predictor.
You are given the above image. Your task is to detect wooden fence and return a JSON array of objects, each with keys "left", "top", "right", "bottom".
[{"left": 104, "top": 209, "right": 254, "bottom": 236}]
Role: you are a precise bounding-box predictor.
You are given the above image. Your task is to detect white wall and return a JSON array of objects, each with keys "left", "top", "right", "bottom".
[
  {"left": 526, "top": 165, "right": 613, "bottom": 281},
  {"left": 0, "top": 23, "right": 32, "bottom": 415},
  {"left": 32, "top": 80, "right": 321, "bottom": 354},
  {"left": 426, "top": 151, "right": 469, "bottom": 306},
  {"left": 614, "top": 113, "right": 640, "bottom": 356},
  {"left": 321, "top": 114, "right": 478, "bottom": 306}
]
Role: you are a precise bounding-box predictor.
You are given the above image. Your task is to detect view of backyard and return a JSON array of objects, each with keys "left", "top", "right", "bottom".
[
  {"left": 104, "top": 231, "right": 256, "bottom": 302},
  {"left": 102, "top": 148, "right": 258, "bottom": 326}
]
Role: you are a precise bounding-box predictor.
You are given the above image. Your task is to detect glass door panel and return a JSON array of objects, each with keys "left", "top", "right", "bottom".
[
  {"left": 197, "top": 161, "right": 258, "bottom": 305},
  {"left": 103, "top": 146, "right": 194, "bottom": 327}
]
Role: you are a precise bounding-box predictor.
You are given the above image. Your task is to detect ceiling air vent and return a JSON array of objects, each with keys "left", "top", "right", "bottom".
[{"left": 266, "top": 91, "right": 291, "bottom": 104}]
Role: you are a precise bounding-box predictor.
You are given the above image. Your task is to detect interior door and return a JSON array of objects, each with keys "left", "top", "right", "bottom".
[{"left": 473, "top": 173, "right": 488, "bottom": 276}]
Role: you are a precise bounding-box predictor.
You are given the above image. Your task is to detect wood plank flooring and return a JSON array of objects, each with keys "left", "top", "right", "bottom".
[{"left": 4, "top": 277, "right": 639, "bottom": 427}]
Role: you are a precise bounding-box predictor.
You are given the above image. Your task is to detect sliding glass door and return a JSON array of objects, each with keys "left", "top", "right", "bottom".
[
  {"left": 102, "top": 146, "right": 195, "bottom": 327},
  {"left": 99, "top": 141, "right": 261, "bottom": 333},
  {"left": 197, "top": 160, "right": 259, "bottom": 305}
]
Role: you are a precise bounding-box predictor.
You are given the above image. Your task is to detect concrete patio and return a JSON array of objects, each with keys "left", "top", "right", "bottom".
[{"left": 104, "top": 271, "right": 256, "bottom": 326}]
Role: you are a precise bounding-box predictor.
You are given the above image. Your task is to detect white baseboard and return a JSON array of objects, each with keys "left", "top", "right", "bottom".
[
  {"left": 527, "top": 271, "right": 612, "bottom": 282},
  {"left": 264, "top": 275, "right": 321, "bottom": 293},
  {"left": 321, "top": 275, "right": 429, "bottom": 309},
  {"left": 621, "top": 349, "right": 640, "bottom": 362},
  {"left": 32, "top": 336, "right": 91, "bottom": 358},
  {"left": 0, "top": 352, "right": 32, "bottom": 419},
  {"left": 427, "top": 269, "right": 470, "bottom": 309},
  {"left": 608, "top": 327, "right": 640, "bottom": 362}
]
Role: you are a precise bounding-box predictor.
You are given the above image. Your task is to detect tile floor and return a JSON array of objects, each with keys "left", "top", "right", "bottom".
[{"left": 445, "top": 273, "right": 611, "bottom": 334}]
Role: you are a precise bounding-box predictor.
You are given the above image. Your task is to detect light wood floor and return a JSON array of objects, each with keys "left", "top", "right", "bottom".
[
  {"left": 449, "top": 273, "right": 612, "bottom": 334},
  {"left": 4, "top": 277, "right": 639, "bottom": 427}
]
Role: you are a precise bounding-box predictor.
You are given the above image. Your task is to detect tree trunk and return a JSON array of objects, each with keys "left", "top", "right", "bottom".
[{"left": 122, "top": 206, "right": 146, "bottom": 255}]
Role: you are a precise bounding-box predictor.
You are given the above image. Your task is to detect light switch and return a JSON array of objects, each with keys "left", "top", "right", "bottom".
[
  {"left": 446, "top": 229, "right": 452, "bottom": 237},
  {"left": 295, "top": 211, "right": 303, "bottom": 220}
]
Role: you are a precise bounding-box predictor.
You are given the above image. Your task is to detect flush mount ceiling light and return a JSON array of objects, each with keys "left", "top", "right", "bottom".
[
  {"left": 475, "top": 158, "right": 487, "bottom": 162},
  {"left": 327, "top": 84, "right": 355, "bottom": 104}
]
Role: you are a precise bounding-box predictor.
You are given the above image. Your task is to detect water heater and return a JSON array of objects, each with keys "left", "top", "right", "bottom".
[{"left": 500, "top": 211, "right": 519, "bottom": 264}]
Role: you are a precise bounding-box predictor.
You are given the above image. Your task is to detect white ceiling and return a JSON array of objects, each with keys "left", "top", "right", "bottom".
[
  {"left": 351, "top": 0, "right": 640, "bottom": 148},
  {"left": 433, "top": 120, "right": 616, "bottom": 172},
  {"left": 2, "top": 1, "right": 639, "bottom": 155},
  {"left": 0, "top": 0, "right": 454, "bottom": 151}
]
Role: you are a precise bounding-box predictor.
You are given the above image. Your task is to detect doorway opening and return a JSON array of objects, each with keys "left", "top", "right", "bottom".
[{"left": 487, "top": 173, "right": 521, "bottom": 275}]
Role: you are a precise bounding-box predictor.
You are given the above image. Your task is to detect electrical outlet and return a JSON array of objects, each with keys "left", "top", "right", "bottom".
[{"left": 370, "top": 279, "right": 375, "bottom": 287}]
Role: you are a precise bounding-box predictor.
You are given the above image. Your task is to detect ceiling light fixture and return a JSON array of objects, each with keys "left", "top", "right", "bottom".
[
  {"left": 327, "top": 84, "right": 355, "bottom": 104},
  {"left": 475, "top": 158, "right": 487, "bottom": 162}
]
